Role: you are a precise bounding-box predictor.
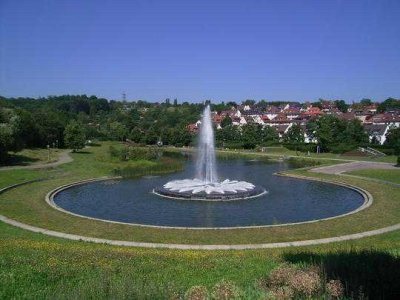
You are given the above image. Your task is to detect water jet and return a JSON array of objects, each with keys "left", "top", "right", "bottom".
[{"left": 154, "top": 105, "right": 266, "bottom": 200}]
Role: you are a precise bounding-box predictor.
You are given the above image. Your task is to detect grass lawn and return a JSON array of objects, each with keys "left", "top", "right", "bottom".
[
  {"left": 0, "top": 141, "right": 399, "bottom": 299},
  {"left": 346, "top": 168, "right": 400, "bottom": 184},
  {"left": 170, "top": 145, "right": 398, "bottom": 164},
  {"left": 1, "top": 148, "right": 60, "bottom": 166}
]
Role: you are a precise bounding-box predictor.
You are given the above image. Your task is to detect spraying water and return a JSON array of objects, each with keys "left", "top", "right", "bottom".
[
  {"left": 154, "top": 104, "right": 265, "bottom": 200},
  {"left": 196, "top": 105, "right": 218, "bottom": 183}
]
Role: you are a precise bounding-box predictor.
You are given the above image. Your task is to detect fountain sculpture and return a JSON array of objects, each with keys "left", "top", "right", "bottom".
[{"left": 154, "top": 105, "right": 266, "bottom": 200}]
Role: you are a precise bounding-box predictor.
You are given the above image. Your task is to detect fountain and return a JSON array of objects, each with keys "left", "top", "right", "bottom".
[{"left": 154, "top": 105, "right": 266, "bottom": 200}]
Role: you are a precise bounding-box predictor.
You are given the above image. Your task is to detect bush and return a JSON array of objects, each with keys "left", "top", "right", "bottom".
[
  {"left": 329, "top": 143, "right": 357, "bottom": 154},
  {"left": 380, "top": 148, "right": 396, "bottom": 156},
  {"left": 109, "top": 145, "right": 160, "bottom": 161},
  {"left": 211, "top": 280, "right": 241, "bottom": 300},
  {"left": 287, "top": 157, "right": 322, "bottom": 168},
  {"left": 284, "top": 143, "right": 316, "bottom": 153},
  {"left": 113, "top": 157, "right": 183, "bottom": 178},
  {"left": 184, "top": 285, "right": 209, "bottom": 300},
  {"left": 258, "top": 263, "right": 344, "bottom": 299},
  {"left": 242, "top": 142, "right": 256, "bottom": 150}
]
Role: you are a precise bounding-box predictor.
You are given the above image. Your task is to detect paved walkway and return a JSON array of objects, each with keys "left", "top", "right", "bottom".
[
  {"left": 0, "top": 150, "right": 73, "bottom": 171},
  {"left": 310, "top": 161, "right": 398, "bottom": 175},
  {"left": 1, "top": 214, "right": 399, "bottom": 250}
]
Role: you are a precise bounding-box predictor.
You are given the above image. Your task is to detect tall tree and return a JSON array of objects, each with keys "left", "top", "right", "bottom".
[
  {"left": 221, "top": 116, "right": 232, "bottom": 128},
  {"left": 284, "top": 124, "right": 304, "bottom": 144},
  {"left": 64, "top": 121, "right": 86, "bottom": 152},
  {"left": 334, "top": 100, "right": 349, "bottom": 113},
  {"left": 377, "top": 98, "right": 400, "bottom": 113}
]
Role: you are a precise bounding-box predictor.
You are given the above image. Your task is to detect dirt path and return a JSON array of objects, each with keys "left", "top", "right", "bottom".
[
  {"left": 0, "top": 150, "right": 73, "bottom": 171},
  {"left": 310, "top": 161, "right": 398, "bottom": 175}
]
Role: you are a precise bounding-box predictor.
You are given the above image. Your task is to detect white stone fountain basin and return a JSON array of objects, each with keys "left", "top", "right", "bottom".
[{"left": 154, "top": 178, "right": 266, "bottom": 201}]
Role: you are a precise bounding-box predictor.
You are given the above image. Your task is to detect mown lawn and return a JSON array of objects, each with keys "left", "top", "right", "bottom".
[
  {"left": 1, "top": 148, "right": 60, "bottom": 166},
  {"left": 346, "top": 168, "right": 400, "bottom": 184},
  {"left": 0, "top": 141, "right": 399, "bottom": 299}
]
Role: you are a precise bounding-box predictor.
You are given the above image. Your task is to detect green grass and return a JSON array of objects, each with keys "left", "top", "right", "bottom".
[
  {"left": 1, "top": 141, "right": 400, "bottom": 298},
  {"left": 231, "top": 146, "right": 398, "bottom": 163},
  {"left": 0, "top": 169, "right": 47, "bottom": 189},
  {"left": 2, "top": 148, "right": 60, "bottom": 166},
  {"left": 1, "top": 221, "right": 399, "bottom": 299},
  {"left": 346, "top": 168, "right": 400, "bottom": 184},
  {"left": 0, "top": 143, "right": 399, "bottom": 245}
]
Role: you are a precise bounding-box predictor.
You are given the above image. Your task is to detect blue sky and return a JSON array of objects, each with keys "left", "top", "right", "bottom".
[{"left": 1, "top": 0, "right": 399, "bottom": 102}]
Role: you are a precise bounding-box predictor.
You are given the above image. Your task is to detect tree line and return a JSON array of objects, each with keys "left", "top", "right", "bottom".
[{"left": 1, "top": 95, "right": 399, "bottom": 162}]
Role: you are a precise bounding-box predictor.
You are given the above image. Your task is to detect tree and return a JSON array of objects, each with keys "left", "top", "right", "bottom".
[
  {"left": 284, "top": 124, "right": 304, "bottom": 144},
  {"left": 64, "top": 121, "right": 86, "bottom": 152},
  {"left": 283, "top": 124, "right": 304, "bottom": 154},
  {"left": 221, "top": 116, "right": 232, "bottom": 128},
  {"left": 343, "top": 119, "right": 368, "bottom": 145},
  {"left": 360, "top": 98, "right": 372, "bottom": 106},
  {"left": 242, "top": 99, "right": 256, "bottom": 106},
  {"left": 334, "top": 100, "right": 349, "bottom": 113},
  {"left": 241, "top": 125, "right": 259, "bottom": 149},
  {"left": 260, "top": 126, "right": 279, "bottom": 145},
  {"left": 109, "top": 121, "right": 128, "bottom": 141},
  {"left": 384, "top": 127, "right": 400, "bottom": 166},
  {"left": 377, "top": 98, "right": 400, "bottom": 113},
  {"left": 0, "top": 123, "right": 16, "bottom": 162}
]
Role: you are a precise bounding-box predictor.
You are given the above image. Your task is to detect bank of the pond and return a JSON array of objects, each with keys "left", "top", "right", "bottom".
[{"left": 0, "top": 168, "right": 399, "bottom": 245}]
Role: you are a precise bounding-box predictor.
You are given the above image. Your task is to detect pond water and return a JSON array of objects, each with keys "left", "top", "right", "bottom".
[{"left": 53, "top": 159, "right": 365, "bottom": 228}]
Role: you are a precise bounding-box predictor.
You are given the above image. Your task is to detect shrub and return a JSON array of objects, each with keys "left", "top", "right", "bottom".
[
  {"left": 211, "top": 280, "right": 241, "bottom": 300},
  {"left": 284, "top": 143, "right": 316, "bottom": 153},
  {"left": 326, "top": 279, "right": 344, "bottom": 298},
  {"left": 329, "top": 143, "right": 357, "bottom": 154},
  {"left": 287, "top": 268, "right": 321, "bottom": 296},
  {"left": 259, "top": 263, "right": 344, "bottom": 299},
  {"left": 287, "top": 157, "right": 322, "bottom": 168},
  {"left": 184, "top": 285, "right": 209, "bottom": 300},
  {"left": 109, "top": 145, "right": 160, "bottom": 161}
]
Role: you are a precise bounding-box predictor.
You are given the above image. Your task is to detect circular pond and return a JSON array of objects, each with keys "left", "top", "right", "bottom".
[{"left": 53, "top": 160, "right": 366, "bottom": 228}]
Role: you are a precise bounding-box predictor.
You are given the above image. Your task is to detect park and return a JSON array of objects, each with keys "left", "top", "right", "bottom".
[{"left": 1, "top": 1, "right": 400, "bottom": 299}]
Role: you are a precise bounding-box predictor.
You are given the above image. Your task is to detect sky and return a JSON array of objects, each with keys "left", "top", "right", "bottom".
[{"left": 1, "top": 0, "right": 400, "bottom": 103}]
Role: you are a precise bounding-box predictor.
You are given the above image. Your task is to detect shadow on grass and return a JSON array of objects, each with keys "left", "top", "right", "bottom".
[
  {"left": 283, "top": 250, "right": 400, "bottom": 299},
  {"left": 73, "top": 150, "right": 91, "bottom": 154},
  {"left": 0, "top": 154, "right": 39, "bottom": 166},
  {"left": 88, "top": 142, "right": 101, "bottom": 147}
]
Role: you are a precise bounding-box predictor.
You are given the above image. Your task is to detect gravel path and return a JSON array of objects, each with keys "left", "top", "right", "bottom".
[
  {"left": 310, "top": 161, "right": 398, "bottom": 175},
  {"left": 0, "top": 150, "right": 73, "bottom": 171}
]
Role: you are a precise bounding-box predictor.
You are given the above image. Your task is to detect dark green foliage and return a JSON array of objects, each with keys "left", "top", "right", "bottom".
[
  {"left": 0, "top": 95, "right": 202, "bottom": 150},
  {"left": 384, "top": 127, "right": 400, "bottom": 155},
  {"left": 384, "top": 127, "right": 400, "bottom": 164},
  {"left": 334, "top": 99, "right": 349, "bottom": 113},
  {"left": 283, "top": 124, "right": 304, "bottom": 145},
  {"left": 377, "top": 97, "right": 400, "bottom": 113},
  {"left": 216, "top": 124, "right": 279, "bottom": 149},
  {"left": 360, "top": 98, "right": 373, "bottom": 106},
  {"left": 109, "top": 145, "right": 160, "bottom": 161},
  {"left": 284, "top": 250, "right": 400, "bottom": 300},
  {"left": 284, "top": 143, "right": 316, "bottom": 153},
  {"left": 64, "top": 121, "right": 86, "bottom": 152},
  {"left": 287, "top": 157, "right": 322, "bottom": 168},
  {"left": 220, "top": 116, "right": 232, "bottom": 128},
  {"left": 113, "top": 157, "right": 183, "bottom": 177},
  {"left": 0, "top": 108, "right": 25, "bottom": 161},
  {"left": 307, "top": 115, "right": 368, "bottom": 153}
]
